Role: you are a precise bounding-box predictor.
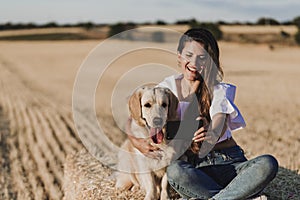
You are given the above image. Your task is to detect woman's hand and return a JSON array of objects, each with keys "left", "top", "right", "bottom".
[
  {"left": 126, "top": 117, "right": 161, "bottom": 159},
  {"left": 192, "top": 117, "right": 210, "bottom": 143},
  {"left": 192, "top": 114, "right": 229, "bottom": 143},
  {"left": 127, "top": 135, "right": 161, "bottom": 158},
  {"left": 196, "top": 114, "right": 229, "bottom": 157}
]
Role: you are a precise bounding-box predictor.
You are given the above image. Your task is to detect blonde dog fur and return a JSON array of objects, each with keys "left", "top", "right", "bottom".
[{"left": 115, "top": 85, "right": 178, "bottom": 200}]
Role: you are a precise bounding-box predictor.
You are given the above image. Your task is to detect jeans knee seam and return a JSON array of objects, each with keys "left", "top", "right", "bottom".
[{"left": 169, "top": 180, "right": 205, "bottom": 199}]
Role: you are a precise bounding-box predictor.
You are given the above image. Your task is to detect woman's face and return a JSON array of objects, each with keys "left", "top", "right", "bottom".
[{"left": 178, "top": 40, "right": 208, "bottom": 81}]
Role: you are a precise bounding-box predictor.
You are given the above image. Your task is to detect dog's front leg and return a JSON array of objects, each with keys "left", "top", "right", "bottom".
[
  {"left": 138, "top": 172, "right": 158, "bottom": 200},
  {"left": 160, "top": 173, "right": 169, "bottom": 200}
]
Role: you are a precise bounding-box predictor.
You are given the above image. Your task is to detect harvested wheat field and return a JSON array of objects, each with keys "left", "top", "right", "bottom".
[{"left": 0, "top": 32, "right": 299, "bottom": 200}]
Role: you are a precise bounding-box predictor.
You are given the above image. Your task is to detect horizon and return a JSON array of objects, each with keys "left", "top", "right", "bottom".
[
  {"left": 0, "top": 16, "right": 298, "bottom": 26},
  {"left": 1, "top": 15, "right": 299, "bottom": 27}
]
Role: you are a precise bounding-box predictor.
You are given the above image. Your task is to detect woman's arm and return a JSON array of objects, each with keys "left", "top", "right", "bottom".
[
  {"left": 192, "top": 113, "right": 229, "bottom": 157},
  {"left": 126, "top": 117, "right": 161, "bottom": 158},
  {"left": 192, "top": 113, "right": 229, "bottom": 143}
]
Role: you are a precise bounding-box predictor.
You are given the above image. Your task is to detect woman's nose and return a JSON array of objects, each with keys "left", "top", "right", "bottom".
[
  {"left": 189, "top": 56, "right": 201, "bottom": 66},
  {"left": 187, "top": 57, "right": 198, "bottom": 67}
]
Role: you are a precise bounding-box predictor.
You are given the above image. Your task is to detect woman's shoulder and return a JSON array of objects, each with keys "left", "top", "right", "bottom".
[
  {"left": 213, "top": 82, "right": 237, "bottom": 101},
  {"left": 158, "top": 74, "right": 182, "bottom": 88},
  {"left": 161, "top": 74, "right": 183, "bottom": 82},
  {"left": 214, "top": 82, "right": 236, "bottom": 90},
  {"left": 157, "top": 74, "right": 182, "bottom": 97}
]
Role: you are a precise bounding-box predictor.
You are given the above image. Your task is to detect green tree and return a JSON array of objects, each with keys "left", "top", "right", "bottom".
[
  {"left": 256, "top": 17, "right": 280, "bottom": 25},
  {"left": 43, "top": 22, "right": 58, "bottom": 28},
  {"left": 189, "top": 20, "right": 223, "bottom": 40},
  {"left": 295, "top": 29, "right": 300, "bottom": 45},
  {"left": 293, "top": 16, "right": 300, "bottom": 28},
  {"left": 175, "top": 19, "right": 190, "bottom": 25},
  {"left": 108, "top": 22, "right": 136, "bottom": 38},
  {"left": 156, "top": 20, "right": 167, "bottom": 25},
  {"left": 76, "top": 22, "right": 94, "bottom": 30}
]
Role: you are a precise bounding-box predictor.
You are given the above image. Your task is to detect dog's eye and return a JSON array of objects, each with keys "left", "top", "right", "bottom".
[
  {"left": 162, "top": 102, "right": 167, "bottom": 108},
  {"left": 144, "top": 103, "right": 151, "bottom": 108}
]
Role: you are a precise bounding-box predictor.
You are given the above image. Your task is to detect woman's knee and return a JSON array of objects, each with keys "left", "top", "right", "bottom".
[
  {"left": 257, "top": 154, "right": 278, "bottom": 178},
  {"left": 167, "top": 160, "right": 184, "bottom": 181},
  {"left": 166, "top": 160, "right": 191, "bottom": 183}
]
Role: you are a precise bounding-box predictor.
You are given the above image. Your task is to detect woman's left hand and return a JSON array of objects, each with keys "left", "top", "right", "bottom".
[{"left": 192, "top": 117, "right": 210, "bottom": 143}]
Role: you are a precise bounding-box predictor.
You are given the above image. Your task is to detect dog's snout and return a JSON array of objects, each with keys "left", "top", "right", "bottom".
[{"left": 153, "top": 117, "right": 163, "bottom": 126}]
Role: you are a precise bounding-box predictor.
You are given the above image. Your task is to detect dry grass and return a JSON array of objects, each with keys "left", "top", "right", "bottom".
[
  {"left": 0, "top": 27, "right": 108, "bottom": 40},
  {"left": 0, "top": 27, "right": 299, "bottom": 199},
  {"left": 220, "top": 25, "right": 298, "bottom": 45},
  {"left": 63, "top": 148, "right": 145, "bottom": 200},
  {"left": 264, "top": 167, "right": 300, "bottom": 199},
  {"left": 0, "top": 25, "right": 296, "bottom": 36},
  {"left": 0, "top": 55, "right": 82, "bottom": 199},
  {"left": 63, "top": 148, "right": 181, "bottom": 200},
  {"left": 63, "top": 148, "right": 299, "bottom": 200},
  {"left": 0, "top": 27, "right": 85, "bottom": 37},
  {"left": 220, "top": 25, "right": 298, "bottom": 35},
  {"left": 0, "top": 25, "right": 298, "bottom": 44}
]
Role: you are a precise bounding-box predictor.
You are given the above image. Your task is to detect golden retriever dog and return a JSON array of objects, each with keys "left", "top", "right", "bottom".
[{"left": 115, "top": 85, "right": 178, "bottom": 200}]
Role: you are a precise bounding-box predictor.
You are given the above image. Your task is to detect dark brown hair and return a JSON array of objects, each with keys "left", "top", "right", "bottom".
[{"left": 178, "top": 28, "right": 224, "bottom": 122}]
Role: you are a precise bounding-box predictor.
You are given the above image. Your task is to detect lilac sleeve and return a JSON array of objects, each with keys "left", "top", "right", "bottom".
[{"left": 210, "top": 83, "right": 246, "bottom": 131}]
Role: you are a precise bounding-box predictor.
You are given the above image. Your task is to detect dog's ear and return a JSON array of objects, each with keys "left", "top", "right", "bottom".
[
  {"left": 129, "top": 87, "right": 146, "bottom": 126},
  {"left": 166, "top": 89, "right": 179, "bottom": 121}
]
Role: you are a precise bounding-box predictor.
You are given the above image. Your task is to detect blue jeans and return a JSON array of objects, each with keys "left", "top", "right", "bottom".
[{"left": 167, "top": 146, "right": 278, "bottom": 200}]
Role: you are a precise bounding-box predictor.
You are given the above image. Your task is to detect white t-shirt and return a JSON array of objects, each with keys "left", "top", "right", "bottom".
[{"left": 158, "top": 74, "right": 246, "bottom": 143}]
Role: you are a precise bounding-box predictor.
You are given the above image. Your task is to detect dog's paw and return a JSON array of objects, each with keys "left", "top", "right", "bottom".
[
  {"left": 130, "top": 185, "right": 140, "bottom": 192},
  {"left": 160, "top": 190, "right": 169, "bottom": 200}
]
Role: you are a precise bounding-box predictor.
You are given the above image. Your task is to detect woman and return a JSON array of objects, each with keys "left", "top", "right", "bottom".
[{"left": 128, "top": 28, "right": 278, "bottom": 199}]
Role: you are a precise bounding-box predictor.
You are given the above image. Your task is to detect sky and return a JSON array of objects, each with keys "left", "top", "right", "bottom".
[{"left": 1, "top": 0, "right": 300, "bottom": 24}]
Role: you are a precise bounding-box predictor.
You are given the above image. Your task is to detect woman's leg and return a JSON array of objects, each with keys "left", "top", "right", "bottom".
[
  {"left": 167, "top": 160, "right": 223, "bottom": 199},
  {"left": 212, "top": 154, "right": 278, "bottom": 200}
]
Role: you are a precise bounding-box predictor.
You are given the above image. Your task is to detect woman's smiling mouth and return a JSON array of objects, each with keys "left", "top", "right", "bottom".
[{"left": 186, "top": 65, "right": 197, "bottom": 72}]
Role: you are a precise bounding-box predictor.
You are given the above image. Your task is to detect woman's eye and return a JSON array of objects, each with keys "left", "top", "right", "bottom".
[
  {"left": 144, "top": 103, "right": 151, "bottom": 108},
  {"left": 162, "top": 102, "right": 167, "bottom": 108},
  {"left": 199, "top": 55, "right": 207, "bottom": 60}
]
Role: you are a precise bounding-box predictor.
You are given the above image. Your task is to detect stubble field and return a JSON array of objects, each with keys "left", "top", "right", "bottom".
[{"left": 0, "top": 26, "right": 300, "bottom": 199}]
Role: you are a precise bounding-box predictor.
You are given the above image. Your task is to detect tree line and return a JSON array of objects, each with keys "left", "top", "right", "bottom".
[
  {"left": 107, "top": 17, "right": 300, "bottom": 42},
  {"left": 1, "top": 17, "right": 300, "bottom": 31},
  {"left": 1, "top": 17, "right": 300, "bottom": 44}
]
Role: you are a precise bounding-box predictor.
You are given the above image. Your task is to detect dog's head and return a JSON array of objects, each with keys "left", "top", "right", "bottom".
[{"left": 129, "top": 85, "right": 179, "bottom": 144}]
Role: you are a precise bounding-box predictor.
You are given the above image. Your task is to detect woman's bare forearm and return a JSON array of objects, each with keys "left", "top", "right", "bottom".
[{"left": 209, "top": 113, "right": 229, "bottom": 141}]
